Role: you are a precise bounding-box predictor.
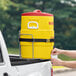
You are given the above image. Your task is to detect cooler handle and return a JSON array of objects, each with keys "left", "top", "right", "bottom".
[
  {"left": 19, "top": 33, "right": 34, "bottom": 59},
  {"left": 27, "top": 21, "right": 39, "bottom": 29}
]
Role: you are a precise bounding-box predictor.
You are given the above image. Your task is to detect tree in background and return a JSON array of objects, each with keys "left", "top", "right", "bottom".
[
  {"left": 0, "top": 0, "right": 76, "bottom": 50},
  {"left": 0, "top": 0, "right": 35, "bottom": 47}
]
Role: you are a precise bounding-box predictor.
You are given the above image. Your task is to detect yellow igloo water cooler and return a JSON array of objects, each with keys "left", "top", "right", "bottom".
[{"left": 19, "top": 10, "right": 54, "bottom": 59}]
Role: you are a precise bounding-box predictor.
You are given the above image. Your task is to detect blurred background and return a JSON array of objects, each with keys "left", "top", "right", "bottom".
[{"left": 0, "top": 0, "right": 76, "bottom": 60}]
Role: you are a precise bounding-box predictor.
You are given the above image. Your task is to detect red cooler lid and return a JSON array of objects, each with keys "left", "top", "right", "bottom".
[{"left": 22, "top": 10, "right": 53, "bottom": 16}]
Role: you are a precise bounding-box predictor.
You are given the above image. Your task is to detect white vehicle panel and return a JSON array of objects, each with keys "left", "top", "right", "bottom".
[
  {"left": 0, "top": 31, "right": 52, "bottom": 76},
  {"left": 16, "top": 61, "right": 51, "bottom": 76}
]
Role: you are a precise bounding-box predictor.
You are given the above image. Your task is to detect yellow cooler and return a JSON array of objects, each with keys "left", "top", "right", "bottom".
[{"left": 19, "top": 10, "right": 54, "bottom": 59}]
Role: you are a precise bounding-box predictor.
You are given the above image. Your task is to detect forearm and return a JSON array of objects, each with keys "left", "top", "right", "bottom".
[
  {"left": 62, "top": 61, "right": 76, "bottom": 68},
  {"left": 61, "top": 50, "right": 76, "bottom": 58}
]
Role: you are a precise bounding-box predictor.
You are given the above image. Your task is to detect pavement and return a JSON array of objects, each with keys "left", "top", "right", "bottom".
[
  {"left": 53, "top": 66, "right": 76, "bottom": 74},
  {"left": 54, "top": 70, "right": 76, "bottom": 76}
]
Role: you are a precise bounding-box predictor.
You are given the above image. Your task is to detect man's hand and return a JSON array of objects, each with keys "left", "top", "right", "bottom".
[
  {"left": 52, "top": 48, "right": 64, "bottom": 55},
  {"left": 51, "top": 58, "right": 76, "bottom": 68},
  {"left": 51, "top": 58, "right": 63, "bottom": 66}
]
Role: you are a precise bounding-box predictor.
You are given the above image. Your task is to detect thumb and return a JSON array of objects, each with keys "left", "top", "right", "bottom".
[{"left": 52, "top": 51, "right": 57, "bottom": 55}]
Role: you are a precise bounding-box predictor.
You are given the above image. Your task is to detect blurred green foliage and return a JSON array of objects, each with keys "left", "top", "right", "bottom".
[
  {"left": 8, "top": 48, "right": 19, "bottom": 54},
  {"left": 0, "top": 0, "right": 76, "bottom": 50},
  {"left": 59, "top": 54, "right": 76, "bottom": 61}
]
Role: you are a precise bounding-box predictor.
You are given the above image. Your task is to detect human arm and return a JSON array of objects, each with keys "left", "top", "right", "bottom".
[
  {"left": 51, "top": 58, "right": 76, "bottom": 68},
  {"left": 52, "top": 48, "right": 76, "bottom": 58}
]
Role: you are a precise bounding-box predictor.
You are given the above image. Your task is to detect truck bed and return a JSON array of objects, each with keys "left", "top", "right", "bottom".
[{"left": 9, "top": 55, "right": 50, "bottom": 66}]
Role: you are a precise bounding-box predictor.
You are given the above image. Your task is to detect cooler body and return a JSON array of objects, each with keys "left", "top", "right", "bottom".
[{"left": 19, "top": 10, "right": 54, "bottom": 59}]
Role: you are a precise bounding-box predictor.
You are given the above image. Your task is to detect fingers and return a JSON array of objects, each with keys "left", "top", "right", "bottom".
[
  {"left": 52, "top": 48, "right": 61, "bottom": 55},
  {"left": 51, "top": 58, "right": 63, "bottom": 66},
  {"left": 52, "top": 48, "right": 58, "bottom": 55},
  {"left": 51, "top": 58, "right": 56, "bottom": 66},
  {"left": 51, "top": 58, "right": 56, "bottom": 61}
]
